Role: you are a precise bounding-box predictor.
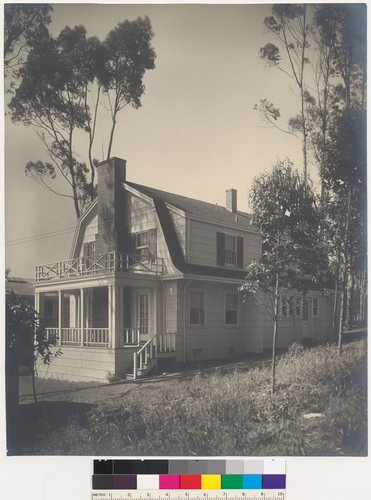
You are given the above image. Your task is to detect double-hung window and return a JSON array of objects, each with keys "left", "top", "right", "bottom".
[
  {"left": 135, "top": 232, "right": 149, "bottom": 261},
  {"left": 295, "top": 297, "right": 301, "bottom": 317},
  {"left": 190, "top": 291, "right": 205, "bottom": 326},
  {"left": 281, "top": 298, "right": 287, "bottom": 317},
  {"left": 216, "top": 233, "right": 244, "bottom": 267},
  {"left": 225, "top": 292, "right": 238, "bottom": 324},
  {"left": 225, "top": 236, "right": 237, "bottom": 266},
  {"left": 313, "top": 297, "right": 319, "bottom": 317},
  {"left": 302, "top": 298, "right": 309, "bottom": 321}
]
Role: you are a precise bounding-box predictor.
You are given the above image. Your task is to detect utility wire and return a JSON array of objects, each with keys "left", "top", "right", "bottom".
[{"left": 6, "top": 226, "right": 76, "bottom": 246}]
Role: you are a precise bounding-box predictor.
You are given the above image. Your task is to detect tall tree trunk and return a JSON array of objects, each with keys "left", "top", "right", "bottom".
[
  {"left": 347, "top": 273, "right": 355, "bottom": 330},
  {"left": 331, "top": 276, "right": 339, "bottom": 343},
  {"left": 338, "top": 188, "right": 351, "bottom": 353},
  {"left": 107, "top": 109, "right": 117, "bottom": 160},
  {"left": 30, "top": 361, "right": 38, "bottom": 404},
  {"left": 271, "top": 272, "right": 279, "bottom": 395}
]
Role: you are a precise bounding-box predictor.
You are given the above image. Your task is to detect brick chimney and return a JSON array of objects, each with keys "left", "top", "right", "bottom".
[
  {"left": 95, "top": 157, "right": 127, "bottom": 254},
  {"left": 226, "top": 189, "right": 237, "bottom": 213}
]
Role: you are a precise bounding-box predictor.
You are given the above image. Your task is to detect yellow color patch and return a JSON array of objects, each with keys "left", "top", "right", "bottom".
[{"left": 201, "top": 475, "right": 221, "bottom": 489}]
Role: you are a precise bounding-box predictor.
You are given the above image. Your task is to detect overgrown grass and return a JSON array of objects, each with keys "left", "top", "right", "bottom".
[{"left": 10, "top": 339, "right": 367, "bottom": 456}]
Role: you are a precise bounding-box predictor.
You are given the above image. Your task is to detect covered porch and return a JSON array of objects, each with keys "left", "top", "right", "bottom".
[{"left": 35, "top": 280, "right": 176, "bottom": 351}]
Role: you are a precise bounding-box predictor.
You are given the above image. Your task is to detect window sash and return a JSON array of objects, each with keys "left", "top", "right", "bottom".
[
  {"left": 224, "top": 236, "right": 237, "bottom": 265},
  {"left": 281, "top": 298, "right": 287, "bottom": 317},
  {"left": 225, "top": 292, "right": 238, "bottom": 324},
  {"left": 313, "top": 297, "right": 319, "bottom": 317},
  {"left": 190, "top": 291, "right": 204, "bottom": 325},
  {"left": 135, "top": 232, "right": 149, "bottom": 261},
  {"left": 295, "top": 297, "right": 301, "bottom": 317},
  {"left": 302, "top": 299, "right": 309, "bottom": 321}
]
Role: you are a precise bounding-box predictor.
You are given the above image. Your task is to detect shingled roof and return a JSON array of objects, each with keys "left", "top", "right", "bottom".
[
  {"left": 6, "top": 277, "right": 34, "bottom": 296},
  {"left": 126, "top": 182, "right": 253, "bottom": 230},
  {"left": 126, "top": 182, "right": 251, "bottom": 281}
]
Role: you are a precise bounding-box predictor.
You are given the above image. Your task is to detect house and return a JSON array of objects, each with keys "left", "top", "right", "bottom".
[
  {"left": 6, "top": 276, "right": 34, "bottom": 303},
  {"left": 34, "top": 157, "right": 333, "bottom": 382}
]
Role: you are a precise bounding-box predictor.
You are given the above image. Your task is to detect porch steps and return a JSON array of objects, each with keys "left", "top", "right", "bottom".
[{"left": 127, "top": 358, "right": 157, "bottom": 380}]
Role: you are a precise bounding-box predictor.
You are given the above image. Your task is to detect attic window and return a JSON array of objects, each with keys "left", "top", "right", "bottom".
[
  {"left": 133, "top": 229, "right": 157, "bottom": 262},
  {"left": 216, "top": 232, "right": 243, "bottom": 268},
  {"left": 135, "top": 232, "right": 149, "bottom": 261}
]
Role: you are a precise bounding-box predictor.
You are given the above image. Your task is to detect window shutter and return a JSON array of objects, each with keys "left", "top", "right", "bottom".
[
  {"left": 216, "top": 232, "right": 225, "bottom": 265},
  {"left": 237, "top": 236, "right": 244, "bottom": 268}
]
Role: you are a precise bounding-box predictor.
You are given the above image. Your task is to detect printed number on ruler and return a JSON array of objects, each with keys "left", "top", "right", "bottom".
[{"left": 92, "top": 490, "right": 285, "bottom": 500}]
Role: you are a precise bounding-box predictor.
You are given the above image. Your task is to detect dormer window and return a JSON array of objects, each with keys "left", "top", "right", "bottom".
[
  {"left": 133, "top": 229, "right": 157, "bottom": 262},
  {"left": 216, "top": 232, "right": 243, "bottom": 268},
  {"left": 135, "top": 231, "right": 149, "bottom": 261}
]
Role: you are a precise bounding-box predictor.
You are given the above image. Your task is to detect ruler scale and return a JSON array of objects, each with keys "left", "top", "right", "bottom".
[
  {"left": 92, "top": 459, "right": 286, "bottom": 500},
  {"left": 92, "top": 490, "right": 285, "bottom": 500}
]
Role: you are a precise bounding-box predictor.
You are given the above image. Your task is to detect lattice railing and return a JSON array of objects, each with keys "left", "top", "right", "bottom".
[{"left": 35, "top": 252, "right": 164, "bottom": 281}]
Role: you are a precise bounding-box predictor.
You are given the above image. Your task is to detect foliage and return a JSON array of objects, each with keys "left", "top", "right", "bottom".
[
  {"left": 6, "top": 291, "right": 62, "bottom": 403},
  {"left": 258, "top": 4, "right": 310, "bottom": 175},
  {"left": 240, "top": 159, "right": 326, "bottom": 393},
  {"left": 4, "top": 3, "right": 53, "bottom": 83},
  {"left": 103, "top": 17, "right": 156, "bottom": 159},
  {"left": 257, "top": 4, "right": 367, "bottom": 341},
  {"left": 9, "top": 15, "right": 156, "bottom": 218},
  {"left": 12, "top": 339, "right": 367, "bottom": 456}
]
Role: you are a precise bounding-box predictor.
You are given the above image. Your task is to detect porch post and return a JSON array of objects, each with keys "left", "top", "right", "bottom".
[
  {"left": 58, "top": 290, "right": 62, "bottom": 346},
  {"left": 108, "top": 285, "right": 116, "bottom": 349},
  {"left": 35, "top": 292, "right": 40, "bottom": 315},
  {"left": 80, "top": 288, "right": 85, "bottom": 346},
  {"left": 117, "top": 285, "right": 123, "bottom": 348}
]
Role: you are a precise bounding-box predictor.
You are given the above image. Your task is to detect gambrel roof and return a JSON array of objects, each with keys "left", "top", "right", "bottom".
[
  {"left": 127, "top": 182, "right": 252, "bottom": 281},
  {"left": 126, "top": 182, "right": 253, "bottom": 229}
]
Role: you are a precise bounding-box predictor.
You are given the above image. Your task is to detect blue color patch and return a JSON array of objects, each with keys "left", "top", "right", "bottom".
[{"left": 243, "top": 474, "right": 263, "bottom": 489}]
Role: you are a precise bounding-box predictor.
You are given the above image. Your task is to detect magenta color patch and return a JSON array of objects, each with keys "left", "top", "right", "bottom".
[{"left": 159, "top": 475, "right": 180, "bottom": 489}]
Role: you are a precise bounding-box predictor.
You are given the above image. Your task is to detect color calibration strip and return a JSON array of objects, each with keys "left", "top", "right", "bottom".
[{"left": 92, "top": 459, "right": 286, "bottom": 491}]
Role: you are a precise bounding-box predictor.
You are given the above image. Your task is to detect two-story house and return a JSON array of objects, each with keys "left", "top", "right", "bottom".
[{"left": 34, "top": 157, "right": 333, "bottom": 382}]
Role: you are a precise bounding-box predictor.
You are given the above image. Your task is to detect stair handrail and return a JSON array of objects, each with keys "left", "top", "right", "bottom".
[{"left": 133, "top": 334, "right": 158, "bottom": 380}]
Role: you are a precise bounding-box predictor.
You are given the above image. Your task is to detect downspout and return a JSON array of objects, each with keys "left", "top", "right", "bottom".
[{"left": 183, "top": 279, "right": 194, "bottom": 364}]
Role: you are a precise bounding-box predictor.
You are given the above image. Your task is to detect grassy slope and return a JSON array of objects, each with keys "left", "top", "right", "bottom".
[{"left": 9, "top": 338, "right": 367, "bottom": 456}]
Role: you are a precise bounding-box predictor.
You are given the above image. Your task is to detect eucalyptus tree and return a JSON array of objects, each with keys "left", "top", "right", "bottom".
[
  {"left": 4, "top": 3, "right": 53, "bottom": 83},
  {"left": 9, "top": 16, "right": 156, "bottom": 219},
  {"left": 103, "top": 16, "right": 156, "bottom": 159},
  {"left": 258, "top": 4, "right": 310, "bottom": 177}
]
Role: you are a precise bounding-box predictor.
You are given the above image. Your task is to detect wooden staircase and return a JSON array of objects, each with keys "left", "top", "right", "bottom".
[{"left": 129, "top": 332, "right": 176, "bottom": 380}]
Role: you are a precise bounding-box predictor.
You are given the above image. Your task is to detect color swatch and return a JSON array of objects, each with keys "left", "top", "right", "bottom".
[{"left": 92, "top": 459, "right": 286, "bottom": 491}]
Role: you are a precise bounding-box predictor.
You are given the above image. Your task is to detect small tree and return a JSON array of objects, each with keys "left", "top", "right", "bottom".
[
  {"left": 6, "top": 292, "right": 62, "bottom": 404},
  {"left": 240, "top": 160, "right": 325, "bottom": 394}
]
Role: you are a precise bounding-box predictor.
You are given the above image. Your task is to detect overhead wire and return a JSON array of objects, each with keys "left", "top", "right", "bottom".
[{"left": 6, "top": 226, "right": 76, "bottom": 246}]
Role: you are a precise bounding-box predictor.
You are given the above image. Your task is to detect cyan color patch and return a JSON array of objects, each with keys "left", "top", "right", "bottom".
[{"left": 243, "top": 474, "right": 263, "bottom": 489}]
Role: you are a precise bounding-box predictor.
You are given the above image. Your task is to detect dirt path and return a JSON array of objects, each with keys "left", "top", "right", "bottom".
[{"left": 19, "top": 355, "right": 272, "bottom": 407}]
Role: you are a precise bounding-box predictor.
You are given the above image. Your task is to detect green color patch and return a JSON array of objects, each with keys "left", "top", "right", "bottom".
[{"left": 221, "top": 475, "right": 243, "bottom": 489}]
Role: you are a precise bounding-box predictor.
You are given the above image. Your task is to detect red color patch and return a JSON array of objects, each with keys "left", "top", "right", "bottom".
[{"left": 180, "top": 475, "right": 202, "bottom": 489}]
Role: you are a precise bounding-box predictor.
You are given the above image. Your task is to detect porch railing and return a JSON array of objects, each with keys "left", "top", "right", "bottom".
[
  {"left": 133, "top": 332, "right": 176, "bottom": 380},
  {"left": 122, "top": 328, "right": 140, "bottom": 345},
  {"left": 36, "top": 252, "right": 164, "bottom": 281},
  {"left": 45, "top": 327, "right": 109, "bottom": 347}
]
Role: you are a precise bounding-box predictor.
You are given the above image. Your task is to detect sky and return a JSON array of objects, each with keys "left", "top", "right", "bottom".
[{"left": 5, "top": 3, "right": 313, "bottom": 278}]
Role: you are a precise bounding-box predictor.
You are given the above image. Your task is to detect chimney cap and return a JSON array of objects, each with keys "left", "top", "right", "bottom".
[
  {"left": 226, "top": 188, "right": 237, "bottom": 213},
  {"left": 96, "top": 156, "right": 127, "bottom": 167}
]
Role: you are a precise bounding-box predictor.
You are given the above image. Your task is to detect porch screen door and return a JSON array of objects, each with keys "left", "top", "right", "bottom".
[{"left": 138, "top": 291, "right": 150, "bottom": 341}]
